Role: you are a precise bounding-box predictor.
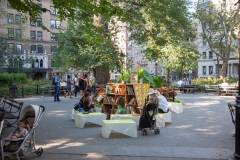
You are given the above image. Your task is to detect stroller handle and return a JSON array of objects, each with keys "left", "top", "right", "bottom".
[{"left": 39, "top": 105, "right": 45, "bottom": 113}]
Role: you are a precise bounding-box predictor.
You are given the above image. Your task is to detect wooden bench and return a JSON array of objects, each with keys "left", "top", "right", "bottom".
[
  {"left": 1, "top": 97, "right": 24, "bottom": 130},
  {"left": 181, "top": 85, "right": 200, "bottom": 94},
  {"left": 219, "top": 86, "right": 237, "bottom": 96},
  {"left": 44, "top": 86, "right": 67, "bottom": 96},
  {"left": 203, "top": 85, "right": 220, "bottom": 95}
]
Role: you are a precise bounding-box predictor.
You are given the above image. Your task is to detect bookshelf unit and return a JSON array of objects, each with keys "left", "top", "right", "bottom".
[{"left": 103, "top": 83, "right": 150, "bottom": 114}]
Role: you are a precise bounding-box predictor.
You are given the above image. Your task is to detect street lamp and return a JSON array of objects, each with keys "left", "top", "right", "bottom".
[{"left": 233, "top": 0, "right": 240, "bottom": 159}]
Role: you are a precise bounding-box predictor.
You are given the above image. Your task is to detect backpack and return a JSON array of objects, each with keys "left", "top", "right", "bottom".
[
  {"left": 79, "top": 79, "right": 85, "bottom": 87},
  {"left": 52, "top": 77, "right": 56, "bottom": 85}
]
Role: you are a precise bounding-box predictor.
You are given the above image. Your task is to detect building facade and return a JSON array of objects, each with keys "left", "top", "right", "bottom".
[
  {"left": 197, "top": 0, "right": 239, "bottom": 78},
  {"left": 0, "top": 0, "right": 67, "bottom": 80}
]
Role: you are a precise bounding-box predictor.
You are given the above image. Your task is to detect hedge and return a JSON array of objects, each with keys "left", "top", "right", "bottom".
[{"left": 0, "top": 73, "right": 27, "bottom": 87}]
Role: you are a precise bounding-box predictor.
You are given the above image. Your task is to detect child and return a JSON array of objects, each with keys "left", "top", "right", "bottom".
[
  {"left": 82, "top": 92, "right": 96, "bottom": 112},
  {"left": 115, "top": 96, "right": 125, "bottom": 114},
  {"left": 10, "top": 120, "right": 30, "bottom": 139}
]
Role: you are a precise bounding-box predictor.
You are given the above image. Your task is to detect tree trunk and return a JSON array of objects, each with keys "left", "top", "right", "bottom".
[
  {"left": 93, "top": 0, "right": 109, "bottom": 86},
  {"left": 94, "top": 68, "right": 109, "bottom": 87},
  {"left": 221, "top": 58, "right": 228, "bottom": 78}
]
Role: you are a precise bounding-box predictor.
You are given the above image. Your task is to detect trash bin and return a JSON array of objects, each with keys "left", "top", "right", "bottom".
[{"left": 9, "top": 84, "right": 18, "bottom": 98}]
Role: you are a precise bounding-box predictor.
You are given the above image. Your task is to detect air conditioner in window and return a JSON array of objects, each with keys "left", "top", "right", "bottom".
[
  {"left": 38, "top": 37, "right": 42, "bottom": 40},
  {"left": 30, "top": 22, "right": 36, "bottom": 26},
  {"left": 56, "top": 26, "right": 61, "bottom": 29},
  {"left": 51, "top": 38, "right": 55, "bottom": 41},
  {"left": 28, "top": 50, "right": 30, "bottom": 54},
  {"left": 32, "top": 51, "right": 36, "bottom": 54}
]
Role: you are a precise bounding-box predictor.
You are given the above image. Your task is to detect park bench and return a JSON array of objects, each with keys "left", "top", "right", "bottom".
[
  {"left": 203, "top": 85, "right": 221, "bottom": 95},
  {"left": 1, "top": 97, "right": 23, "bottom": 130},
  {"left": 181, "top": 84, "right": 201, "bottom": 94},
  {"left": 219, "top": 86, "right": 238, "bottom": 96},
  {"left": 44, "top": 86, "right": 67, "bottom": 96}
]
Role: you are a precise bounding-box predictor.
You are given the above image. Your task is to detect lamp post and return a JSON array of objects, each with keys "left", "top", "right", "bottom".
[{"left": 234, "top": 0, "right": 240, "bottom": 158}]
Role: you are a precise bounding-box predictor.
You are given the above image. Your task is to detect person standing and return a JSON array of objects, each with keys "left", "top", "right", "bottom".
[
  {"left": 91, "top": 75, "right": 96, "bottom": 94},
  {"left": 73, "top": 74, "right": 79, "bottom": 97},
  {"left": 78, "top": 74, "right": 86, "bottom": 98},
  {"left": 54, "top": 72, "right": 61, "bottom": 102},
  {"left": 65, "top": 75, "right": 73, "bottom": 99}
]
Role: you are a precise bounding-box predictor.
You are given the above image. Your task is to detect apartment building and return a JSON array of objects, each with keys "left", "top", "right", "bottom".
[
  {"left": 197, "top": 0, "right": 239, "bottom": 78},
  {"left": 0, "top": 0, "right": 67, "bottom": 80}
]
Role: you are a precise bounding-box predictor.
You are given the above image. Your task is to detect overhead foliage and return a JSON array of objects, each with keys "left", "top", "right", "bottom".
[
  {"left": 196, "top": 0, "right": 240, "bottom": 78},
  {"left": 54, "top": 10, "right": 122, "bottom": 72}
]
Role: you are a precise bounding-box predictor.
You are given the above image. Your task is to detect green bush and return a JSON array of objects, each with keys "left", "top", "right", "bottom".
[
  {"left": 191, "top": 77, "right": 238, "bottom": 85},
  {"left": 0, "top": 73, "right": 27, "bottom": 87}
]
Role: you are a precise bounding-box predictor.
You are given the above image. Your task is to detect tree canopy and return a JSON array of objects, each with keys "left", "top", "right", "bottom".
[{"left": 196, "top": 0, "right": 240, "bottom": 78}]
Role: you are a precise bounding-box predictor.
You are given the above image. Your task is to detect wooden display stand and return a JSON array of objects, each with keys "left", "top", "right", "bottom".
[{"left": 102, "top": 83, "right": 150, "bottom": 114}]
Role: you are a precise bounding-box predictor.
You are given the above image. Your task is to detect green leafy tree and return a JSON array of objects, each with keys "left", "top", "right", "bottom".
[
  {"left": 196, "top": 0, "right": 240, "bottom": 78},
  {"left": 55, "top": 10, "right": 122, "bottom": 84}
]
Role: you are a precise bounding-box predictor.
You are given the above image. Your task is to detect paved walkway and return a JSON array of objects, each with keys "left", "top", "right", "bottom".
[{"left": 2, "top": 93, "right": 236, "bottom": 160}]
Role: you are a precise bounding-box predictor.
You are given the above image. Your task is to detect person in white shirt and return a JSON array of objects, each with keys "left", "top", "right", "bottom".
[
  {"left": 221, "top": 78, "right": 229, "bottom": 87},
  {"left": 177, "top": 79, "right": 184, "bottom": 92},
  {"left": 147, "top": 89, "right": 169, "bottom": 113}
]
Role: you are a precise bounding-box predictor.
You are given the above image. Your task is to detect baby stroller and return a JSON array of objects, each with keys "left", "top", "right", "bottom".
[
  {"left": 139, "top": 98, "right": 160, "bottom": 135},
  {"left": 0, "top": 109, "right": 6, "bottom": 160},
  {"left": 3, "top": 105, "right": 45, "bottom": 160}
]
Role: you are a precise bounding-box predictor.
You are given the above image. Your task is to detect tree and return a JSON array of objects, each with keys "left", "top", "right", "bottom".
[
  {"left": 55, "top": 10, "right": 122, "bottom": 84},
  {"left": 196, "top": 0, "right": 240, "bottom": 78}
]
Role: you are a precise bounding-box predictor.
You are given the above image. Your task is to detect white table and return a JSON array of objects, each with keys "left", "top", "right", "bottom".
[
  {"left": 168, "top": 102, "right": 183, "bottom": 114},
  {"left": 155, "top": 111, "right": 172, "bottom": 128},
  {"left": 110, "top": 114, "right": 140, "bottom": 126},
  {"left": 75, "top": 112, "right": 106, "bottom": 128},
  {"left": 102, "top": 119, "right": 137, "bottom": 138}
]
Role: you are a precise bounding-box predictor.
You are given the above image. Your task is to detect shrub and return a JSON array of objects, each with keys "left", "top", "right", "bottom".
[{"left": 191, "top": 77, "right": 238, "bottom": 85}]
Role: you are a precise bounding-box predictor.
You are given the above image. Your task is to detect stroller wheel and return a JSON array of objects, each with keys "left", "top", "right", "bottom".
[
  {"left": 154, "top": 129, "right": 157, "bottom": 134},
  {"left": 142, "top": 130, "right": 147, "bottom": 135},
  {"left": 36, "top": 147, "right": 43, "bottom": 156},
  {"left": 156, "top": 129, "right": 160, "bottom": 134}
]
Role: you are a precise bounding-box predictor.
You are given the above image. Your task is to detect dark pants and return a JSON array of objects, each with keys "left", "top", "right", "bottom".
[
  {"left": 158, "top": 108, "right": 169, "bottom": 113},
  {"left": 54, "top": 86, "right": 60, "bottom": 102},
  {"left": 74, "top": 85, "right": 79, "bottom": 97},
  {"left": 91, "top": 85, "right": 96, "bottom": 93}
]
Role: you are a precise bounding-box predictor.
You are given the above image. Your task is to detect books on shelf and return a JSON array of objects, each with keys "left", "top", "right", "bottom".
[
  {"left": 127, "top": 86, "right": 134, "bottom": 95},
  {"left": 128, "top": 98, "right": 136, "bottom": 105}
]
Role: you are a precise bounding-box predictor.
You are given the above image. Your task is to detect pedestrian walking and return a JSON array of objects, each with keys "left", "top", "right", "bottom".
[
  {"left": 73, "top": 74, "right": 79, "bottom": 97},
  {"left": 54, "top": 72, "right": 61, "bottom": 102},
  {"left": 65, "top": 75, "right": 73, "bottom": 99}
]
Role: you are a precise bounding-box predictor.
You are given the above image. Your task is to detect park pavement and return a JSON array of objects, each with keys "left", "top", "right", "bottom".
[{"left": 2, "top": 92, "right": 237, "bottom": 160}]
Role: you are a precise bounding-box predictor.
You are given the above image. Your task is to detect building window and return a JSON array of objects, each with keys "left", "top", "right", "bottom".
[
  {"left": 16, "top": 29, "right": 22, "bottom": 38},
  {"left": 209, "top": 51, "right": 213, "bottom": 59},
  {"left": 16, "top": 44, "right": 22, "bottom": 54},
  {"left": 38, "top": 4, "right": 42, "bottom": 13},
  {"left": 209, "top": 66, "right": 213, "bottom": 75},
  {"left": 31, "top": 31, "right": 36, "bottom": 40},
  {"left": 37, "top": 45, "right": 43, "bottom": 53},
  {"left": 30, "top": 18, "right": 36, "bottom": 26},
  {"left": 50, "top": 20, "right": 61, "bottom": 28},
  {"left": 7, "top": 2, "right": 12, "bottom": 8},
  {"left": 31, "top": 45, "right": 37, "bottom": 53},
  {"left": 15, "top": 15, "right": 21, "bottom": 24},
  {"left": 50, "top": 33, "right": 58, "bottom": 41},
  {"left": 8, "top": 43, "right": 15, "bottom": 52},
  {"left": 203, "top": 66, "right": 206, "bottom": 75},
  {"left": 35, "top": 59, "right": 39, "bottom": 68},
  {"left": 51, "top": 45, "right": 57, "bottom": 54},
  {"left": 50, "top": 6, "right": 57, "bottom": 15},
  {"left": 8, "top": 28, "right": 14, "bottom": 38},
  {"left": 51, "top": 59, "right": 54, "bottom": 67},
  {"left": 40, "top": 59, "right": 43, "bottom": 68},
  {"left": 37, "top": 18, "right": 42, "bottom": 27},
  {"left": 37, "top": 31, "right": 43, "bottom": 40},
  {"left": 50, "top": 20, "right": 55, "bottom": 28},
  {"left": 202, "top": 52, "right": 206, "bottom": 59},
  {"left": 7, "top": 13, "right": 14, "bottom": 23},
  {"left": 202, "top": 37, "right": 207, "bottom": 45}
]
